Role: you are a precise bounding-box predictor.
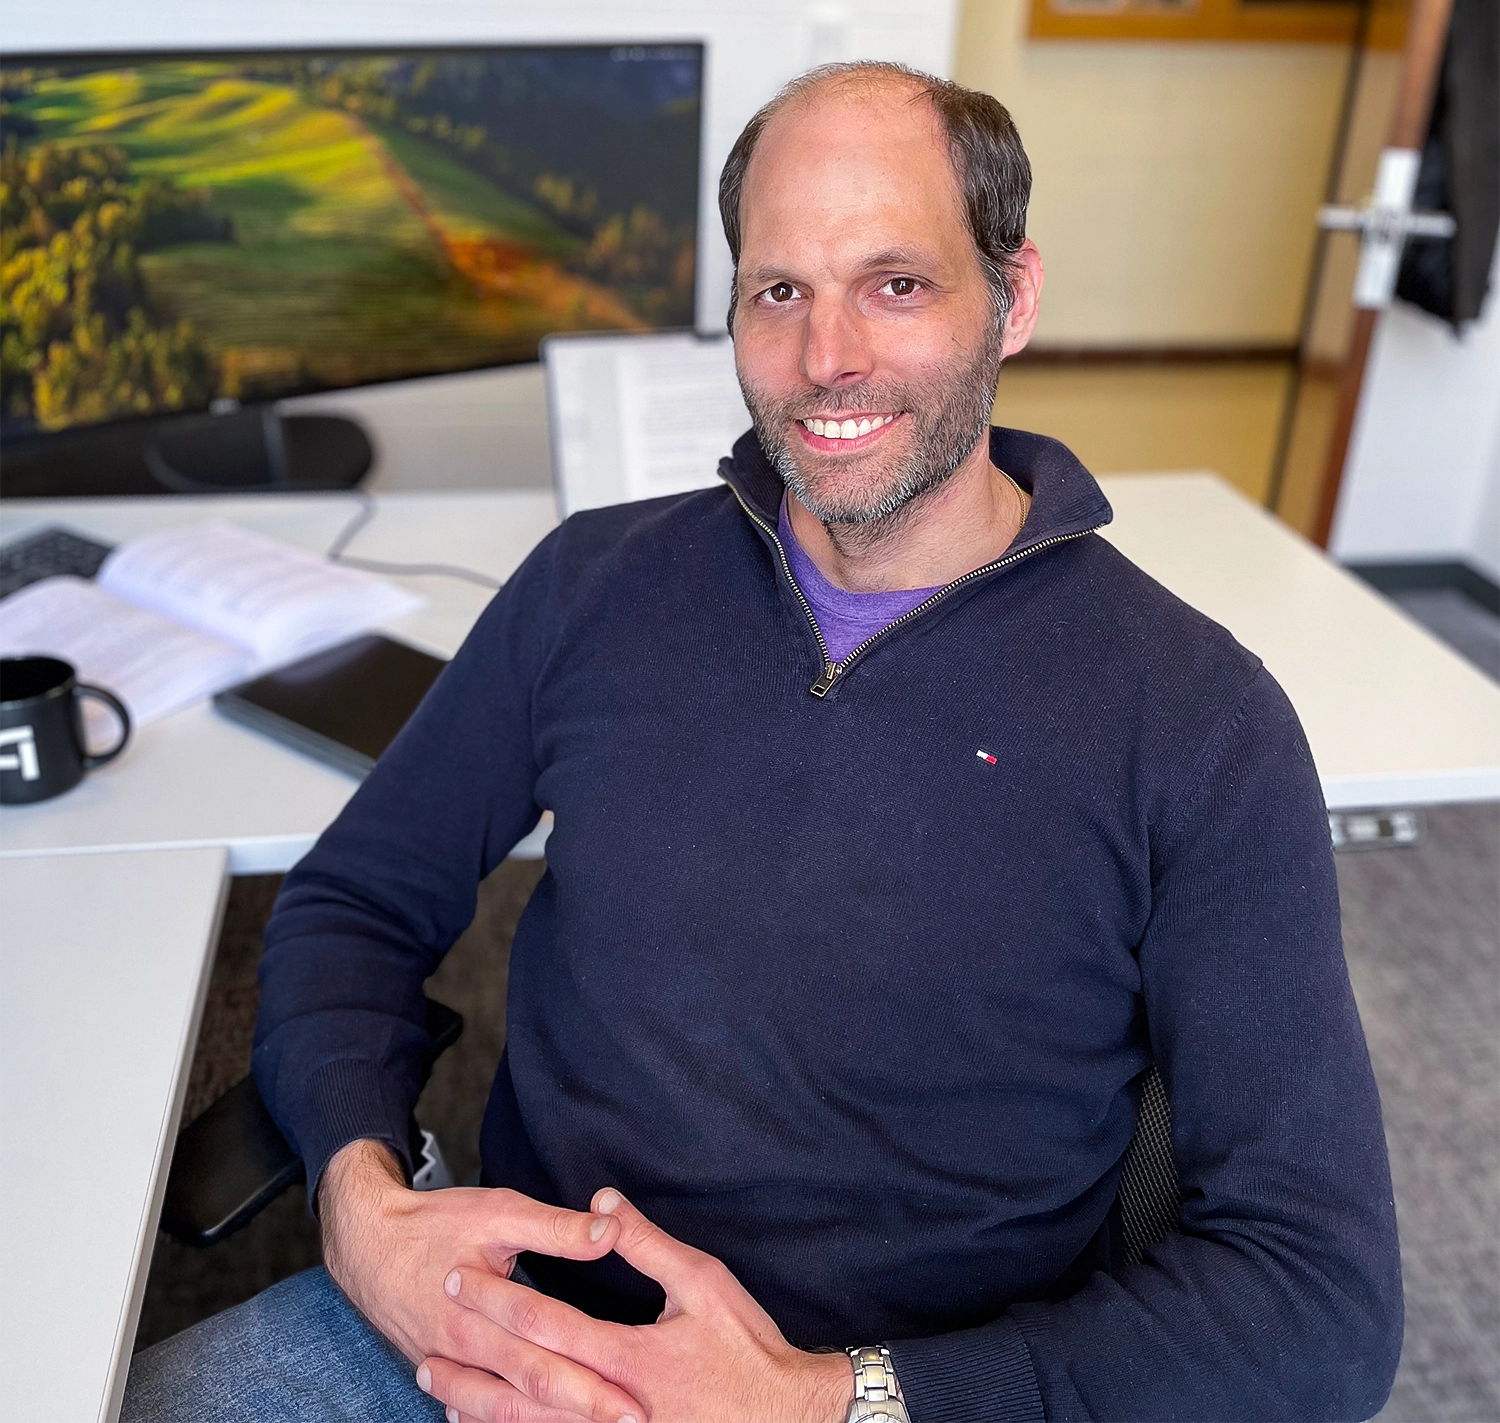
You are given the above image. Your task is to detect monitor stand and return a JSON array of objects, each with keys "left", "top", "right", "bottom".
[{"left": 1, "top": 407, "right": 373, "bottom": 499}]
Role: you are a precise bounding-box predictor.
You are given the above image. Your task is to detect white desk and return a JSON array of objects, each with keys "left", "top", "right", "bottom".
[
  {"left": 2, "top": 478, "right": 1497, "bottom": 878},
  {"left": 1097, "top": 474, "right": 1500, "bottom": 808},
  {"left": 0, "top": 491, "right": 558, "bottom": 872},
  {"left": 0, "top": 847, "right": 229, "bottom": 1423}
]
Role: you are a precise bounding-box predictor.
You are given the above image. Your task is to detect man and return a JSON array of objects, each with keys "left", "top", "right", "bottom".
[{"left": 126, "top": 63, "right": 1402, "bottom": 1423}]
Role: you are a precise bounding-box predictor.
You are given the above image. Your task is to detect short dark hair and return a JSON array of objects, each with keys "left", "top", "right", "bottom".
[{"left": 717, "top": 62, "right": 1032, "bottom": 329}]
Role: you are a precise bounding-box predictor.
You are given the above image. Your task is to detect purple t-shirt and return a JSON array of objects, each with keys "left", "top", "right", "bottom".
[{"left": 777, "top": 495, "right": 943, "bottom": 663}]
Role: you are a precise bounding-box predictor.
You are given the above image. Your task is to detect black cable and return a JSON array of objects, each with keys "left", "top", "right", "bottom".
[
  {"left": 325, "top": 491, "right": 503, "bottom": 591},
  {"left": 326, "top": 490, "right": 377, "bottom": 559}
]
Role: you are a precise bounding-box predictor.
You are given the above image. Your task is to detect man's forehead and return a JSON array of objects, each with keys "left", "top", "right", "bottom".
[
  {"left": 751, "top": 77, "right": 947, "bottom": 175},
  {"left": 738, "top": 81, "right": 967, "bottom": 274}
]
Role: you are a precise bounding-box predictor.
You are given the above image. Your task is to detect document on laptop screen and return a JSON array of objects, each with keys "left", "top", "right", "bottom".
[
  {"left": 545, "top": 332, "right": 752, "bottom": 515},
  {"left": 617, "top": 336, "right": 752, "bottom": 502}
]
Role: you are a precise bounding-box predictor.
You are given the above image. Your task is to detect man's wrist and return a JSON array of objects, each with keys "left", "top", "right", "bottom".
[
  {"left": 797, "top": 1349, "right": 858, "bottom": 1423},
  {"left": 318, "top": 1138, "right": 406, "bottom": 1221}
]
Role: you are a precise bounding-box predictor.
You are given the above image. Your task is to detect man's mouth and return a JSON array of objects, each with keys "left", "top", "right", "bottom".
[{"left": 797, "top": 412, "right": 904, "bottom": 448}]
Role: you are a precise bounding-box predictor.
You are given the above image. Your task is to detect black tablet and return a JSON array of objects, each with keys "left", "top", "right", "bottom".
[{"left": 213, "top": 633, "right": 447, "bottom": 777}]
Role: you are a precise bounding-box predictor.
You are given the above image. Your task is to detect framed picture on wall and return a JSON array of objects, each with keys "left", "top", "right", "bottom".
[{"left": 1028, "top": 0, "right": 1407, "bottom": 44}]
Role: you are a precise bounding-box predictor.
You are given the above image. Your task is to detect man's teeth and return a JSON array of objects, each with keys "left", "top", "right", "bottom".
[{"left": 802, "top": 414, "right": 895, "bottom": 440}]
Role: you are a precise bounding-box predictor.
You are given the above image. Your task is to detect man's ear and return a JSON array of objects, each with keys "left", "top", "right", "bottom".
[{"left": 999, "top": 239, "right": 1044, "bottom": 360}]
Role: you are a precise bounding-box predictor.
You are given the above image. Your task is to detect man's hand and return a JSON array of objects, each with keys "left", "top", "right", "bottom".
[
  {"left": 318, "top": 1140, "right": 647, "bottom": 1423},
  {"left": 420, "top": 1187, "right": 856, "bottom": 1423}
]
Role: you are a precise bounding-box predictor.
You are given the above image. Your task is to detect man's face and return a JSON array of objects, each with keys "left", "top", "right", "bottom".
[{"left": 732, "top": 83, "right": 1004, "bottom": 526}]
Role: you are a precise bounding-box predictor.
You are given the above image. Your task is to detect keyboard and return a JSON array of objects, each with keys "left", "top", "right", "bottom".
[{"left": 0, "top": 526, "right": 116, "bottom": 600}]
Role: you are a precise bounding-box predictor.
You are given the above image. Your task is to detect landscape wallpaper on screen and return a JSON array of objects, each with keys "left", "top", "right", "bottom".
[{"left": 0, "top": 47, "right": 701, "bottom": 433}]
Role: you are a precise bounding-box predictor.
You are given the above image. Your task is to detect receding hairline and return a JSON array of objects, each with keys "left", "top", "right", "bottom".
[
  {"left": 737, "top": 67, "right": 963, "bottom": 228},
  {"left": 779, "top": 63, "right": 931, "bottom": 105},
  {"left": 747, "top": 65, "right": 947, "bottom": 156}
]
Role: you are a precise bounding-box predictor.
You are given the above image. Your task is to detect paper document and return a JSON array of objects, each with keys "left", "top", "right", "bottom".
[
  {"left": 0, "top": 522, "right": 424, "bottom": 726},
  {"left": 0, "top": 577, "right": 249, "bottom": 726},
  {"left": 544, "top": 331, "right": 752, "bottom": 514},
  {"left": 99, "top": 522, "right": 422, "bottom": 664},
  {"left": 617, "top": 336, "right": 751, "bottom": 502}
]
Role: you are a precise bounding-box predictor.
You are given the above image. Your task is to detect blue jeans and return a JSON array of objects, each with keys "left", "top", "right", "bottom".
[{"left": 121, "top": 1268, "right": 444, "bottom": 1423}]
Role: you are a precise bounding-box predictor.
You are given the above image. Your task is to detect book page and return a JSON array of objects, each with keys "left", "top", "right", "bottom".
[
  {"left": 617, "top": 335, "right": 751, "bottom": 503},
  {"left": 0, "top": 577, "right": 251, "bottom": 727},
  {"left": 98, "top": 522, "right": 424, "bottom": 666}
]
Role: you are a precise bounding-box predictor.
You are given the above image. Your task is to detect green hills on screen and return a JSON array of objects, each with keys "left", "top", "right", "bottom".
[{"left": 1, "top": 52, "right": 699, "bottom": 432}]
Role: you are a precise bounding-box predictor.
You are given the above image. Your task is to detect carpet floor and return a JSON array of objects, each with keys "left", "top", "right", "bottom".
[
  {"left": 1346, "top": 802, "right": 1499, "bottom": 1423},
  {"left": 133, "top": 858, "right": 543, "bottom": 1352},
  {"left": 1388, "top": 589, "right": 1500, "bottom": 685},
  {"left": 134, "top": 809, "right": 1499, "bottom": 1420}
]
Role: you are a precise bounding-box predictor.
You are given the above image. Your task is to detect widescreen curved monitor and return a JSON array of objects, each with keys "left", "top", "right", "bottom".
[{"left": 0, "top": 44, "right": 702, "bottom": 443}]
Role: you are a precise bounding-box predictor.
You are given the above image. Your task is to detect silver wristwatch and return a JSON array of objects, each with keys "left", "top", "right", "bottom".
[{"left": 845, "top": 1345, "right": 911, "bottom": 1423}]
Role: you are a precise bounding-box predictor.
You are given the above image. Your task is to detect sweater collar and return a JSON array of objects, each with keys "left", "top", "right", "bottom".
[{"left": 718, "top": 425, "right": 1114, "bottom": 553}]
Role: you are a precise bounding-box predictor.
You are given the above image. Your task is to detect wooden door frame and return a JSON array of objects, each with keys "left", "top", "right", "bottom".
[{"left": 1311, "top": 0, "right": 1455, "bottom": 548}]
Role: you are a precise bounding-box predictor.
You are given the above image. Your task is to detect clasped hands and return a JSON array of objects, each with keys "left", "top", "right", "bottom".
[{"left": 318, "top": 1140, "right": 854, "bottom": 1423}]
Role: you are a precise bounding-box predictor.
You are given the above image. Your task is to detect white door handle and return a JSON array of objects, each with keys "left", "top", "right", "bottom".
[{"left": 1317, "top": 147, "right": 1456, "bottom": 309}]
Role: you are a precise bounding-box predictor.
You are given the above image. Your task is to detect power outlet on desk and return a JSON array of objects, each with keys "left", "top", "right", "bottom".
[{"left": 1329, "top": 808, "right": 1426, "bottom": 852}]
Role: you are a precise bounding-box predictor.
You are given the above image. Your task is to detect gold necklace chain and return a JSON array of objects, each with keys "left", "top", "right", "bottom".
[{"left": 1000, "top": 469, "right": 1030, "bottom": 530}]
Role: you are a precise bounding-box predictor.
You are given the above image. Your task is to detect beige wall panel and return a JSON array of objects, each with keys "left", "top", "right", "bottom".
[
  {"left": 956, "top": 0, "right": 1351, "bottom": 346},
  {"left": 993, "top": 363, "right": 1290, "bottom": 500}
]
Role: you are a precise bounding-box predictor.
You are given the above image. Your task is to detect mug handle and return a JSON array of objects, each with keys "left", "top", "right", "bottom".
[{"left": 77, "top": 684, "right": 132, "bottom": 768}]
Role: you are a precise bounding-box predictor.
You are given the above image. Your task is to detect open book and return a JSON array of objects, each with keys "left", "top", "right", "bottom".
[{"left": 0, "top": 522, "right": 423, "bottom": 726}]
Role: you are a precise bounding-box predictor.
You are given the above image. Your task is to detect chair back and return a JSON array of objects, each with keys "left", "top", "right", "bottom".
[{"left": 1115, "top": 1064, "right": 1182, "bottom": 1264}]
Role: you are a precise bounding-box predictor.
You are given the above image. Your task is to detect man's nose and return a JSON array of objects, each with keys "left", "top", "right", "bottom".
[{"left": 799, "top": 296, "right": 874, "bottom": 391}]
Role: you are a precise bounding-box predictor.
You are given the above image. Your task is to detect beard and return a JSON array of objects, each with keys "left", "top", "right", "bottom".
[{"left": 738, "top": 324, "right": 1005, "bottom": 533}]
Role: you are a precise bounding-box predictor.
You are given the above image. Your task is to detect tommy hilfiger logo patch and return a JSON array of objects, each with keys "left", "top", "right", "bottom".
[{"left": 976, "top": 749, "right": 998, "bottom": 765}]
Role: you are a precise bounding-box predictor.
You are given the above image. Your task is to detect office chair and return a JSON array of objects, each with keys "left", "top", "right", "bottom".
[
  {"left": 1116, "top": 1064, "right": 1182, "bottom": 1264},
  {"left": 161, "top": 996, "right": 462, "bottom": 1247}
]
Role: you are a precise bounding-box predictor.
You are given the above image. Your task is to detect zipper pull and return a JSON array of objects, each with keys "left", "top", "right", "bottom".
[{"left": 810, "top": 661, "right": 839, "bottom": 697}]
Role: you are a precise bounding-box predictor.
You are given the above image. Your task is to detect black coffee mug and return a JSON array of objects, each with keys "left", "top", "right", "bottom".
[{"left": 0, "top": 656, "right": 131, "bottom": 805}]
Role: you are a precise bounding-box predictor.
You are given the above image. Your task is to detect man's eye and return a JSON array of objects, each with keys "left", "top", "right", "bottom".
[
  {"left": 883, "top": 277, "right": 920, "bottom": 297},
  {"left": 763, "top": 282, "right": 798, "bottom": 304}
]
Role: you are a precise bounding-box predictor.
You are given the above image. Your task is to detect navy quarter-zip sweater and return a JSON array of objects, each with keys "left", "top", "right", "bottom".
[{"left": 256, "top": 428, "right": 1402, "bottom": 1422}]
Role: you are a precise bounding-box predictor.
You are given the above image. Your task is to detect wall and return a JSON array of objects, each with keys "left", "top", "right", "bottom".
[
  {"left": 8, "top": 0, "right": 958, "bottom": 489},
  {"left": 1331, "top": 242, "right": 1500, "bottom": 579},
  {"left": 1472, "top": 426, "right": 1500, "bottom": 583},
  {"left": 953, "top": 0, "right": 1352, "bottom": 347}
]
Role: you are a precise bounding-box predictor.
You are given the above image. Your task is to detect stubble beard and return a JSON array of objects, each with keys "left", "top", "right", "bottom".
[{"left": 739, "top": 326, "right": 1005, "bottom": 554}]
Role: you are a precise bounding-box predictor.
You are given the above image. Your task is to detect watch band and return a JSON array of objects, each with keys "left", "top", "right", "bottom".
[{"left": 845, "top": 1346, "right": 910, "bottom": 1422}]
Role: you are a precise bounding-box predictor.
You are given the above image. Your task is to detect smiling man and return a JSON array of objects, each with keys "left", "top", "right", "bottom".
[{"left": 125, "top": 63, "right": 1402, "bottom": 1423}]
